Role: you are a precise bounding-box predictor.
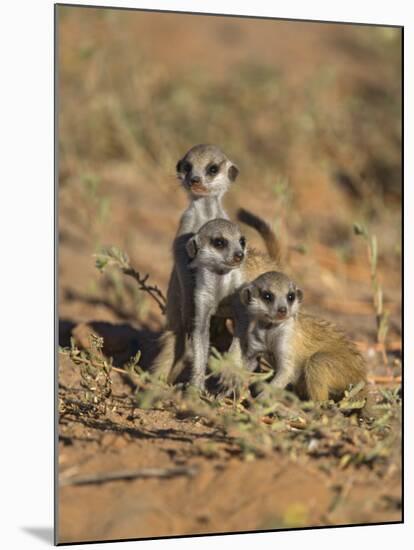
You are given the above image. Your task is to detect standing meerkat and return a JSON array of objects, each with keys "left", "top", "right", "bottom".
[
  {"left": 232, "top": 271, "right": 369, "bottom": 407},
  {"left": 165, "top": 144, "right": 239, "bottom": 347},
  {"left": 184, "top": 219, "right": 246, "bottom": 388},
  {"left": 155, "top": 219, "right": 283, "bottom": 389},
  {"left": 153, "top": 145, "right": 282, "bottom": 383}
]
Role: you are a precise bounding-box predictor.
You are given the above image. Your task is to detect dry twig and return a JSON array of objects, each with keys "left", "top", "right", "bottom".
[
  {"left": 368, "top": 375, "right": 402, "bottom": 385},
  {"left": 95, "top": 246, "right": 167, "bottom": 314},
  {"left": 60, "top": 465, "right": 198, "bottom": 486}
]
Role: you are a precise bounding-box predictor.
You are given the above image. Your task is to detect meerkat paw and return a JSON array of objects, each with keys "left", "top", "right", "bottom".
[{"left": 188, "top": 375, "right": 206, "bottom": 393}]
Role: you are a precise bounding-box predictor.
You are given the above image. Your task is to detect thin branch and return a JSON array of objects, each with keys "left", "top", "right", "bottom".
[
  {"left": 355, "top": 340, "right": 401, "bottom": 352},
  {"left": 122, "top": 266, "right": 166, "bottom": 314},
  {"left": 95, "top": 247, "right": 167, "bottom": 315},
  {"left": 368, "top": 375, "right": 402, "bottom": 385},
  {"left": 60, "top": 465, "right": 198, "bottom": 486},
  {"left": 111, "top": 366, "right": 149, "bottom": 390}
]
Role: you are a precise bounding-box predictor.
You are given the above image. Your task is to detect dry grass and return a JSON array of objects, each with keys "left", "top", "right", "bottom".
[{"left": 59, "top": 334, "right": 401, "bottom": 473}]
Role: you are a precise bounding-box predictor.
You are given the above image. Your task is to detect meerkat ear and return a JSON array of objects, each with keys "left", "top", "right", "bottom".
[
  {"left": 228, "top": 163, "right": 239, "bottom": 182},
  {"left": 186, "top": 236, "right": 198, "bottom": 259},
  {"left": 296, "top": 288, "right": 304, "bottom": 303},
  {"left": 240, "top": 284, "right": 254, "bottom": 305}
]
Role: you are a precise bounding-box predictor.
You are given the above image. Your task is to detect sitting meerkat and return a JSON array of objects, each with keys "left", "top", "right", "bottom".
[{"left": 232, "top": 271, "right": 369, "bottom": 407}]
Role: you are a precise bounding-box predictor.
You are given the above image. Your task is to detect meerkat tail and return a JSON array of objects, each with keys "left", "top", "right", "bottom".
[
  {"left": 150, "top": 330, "right": 176, "bottom": 381},
  {"left": 237, "top": 208, "right": 281, "bottom": 264}
]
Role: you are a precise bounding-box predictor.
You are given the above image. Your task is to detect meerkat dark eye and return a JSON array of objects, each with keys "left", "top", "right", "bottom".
[
  {"left": 287, "top": 292, "right": 296, "bottom": 303},
  {"left": 207, "top": 164, "right": 219, "bottom": 176},
  {"left": 261, "top": 291, "right": 274, "bottom": 303},
  {"left": 182, "top": 161, "right": 192, "bottom": 173},
  {"left": 239, "top": 236, "right": 246, "bottom": 249},
  {"left": 211, "top": 237, "right": 228, "bottom": 249}
]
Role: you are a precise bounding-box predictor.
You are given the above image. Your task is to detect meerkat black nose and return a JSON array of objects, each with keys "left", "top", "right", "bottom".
[
  {"left": 190, "top": 176, "right": 201, "bottom": 185},
  {"left": 278, "top": 306, "right": 287, "bottom": 316},
  {"left": 233, "top": 251, "right": 244, "bottom": 263}
]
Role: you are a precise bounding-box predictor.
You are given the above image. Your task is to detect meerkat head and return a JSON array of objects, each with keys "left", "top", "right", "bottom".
[
  {"left": 240, "top": 271, "right": 303, "bottom": 325},
  {"left": 176, "top": 144, "right": 239, "bottom": 198},
  {"left": 186, "top": 218, "right": 246, "bottom": 274}
]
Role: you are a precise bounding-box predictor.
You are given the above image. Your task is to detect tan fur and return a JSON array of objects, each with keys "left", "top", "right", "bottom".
[
  {"left": 150, "top": 330, "right": 178, "bottom": 382},
  {"left": 244, "top": 248, "right": 280, "bottom": 279},
  {"left": 236, "top": 271, "right": 372, "bottom": 416},
  {"left": 293, "top": 314, "right": 368, "bottom": 402}
]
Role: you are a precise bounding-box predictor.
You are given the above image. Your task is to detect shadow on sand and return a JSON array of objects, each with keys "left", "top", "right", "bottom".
[{"left": 59, "top": 319, "right": 162, "bottom": 370}]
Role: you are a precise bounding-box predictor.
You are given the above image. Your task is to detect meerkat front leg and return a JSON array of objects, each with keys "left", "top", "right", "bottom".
[
  {"left": 191, "top": 297, "right": 214, "bottom": 390},
  {"left": 269, "top": 359, "right": 296, "bottom": 390}
]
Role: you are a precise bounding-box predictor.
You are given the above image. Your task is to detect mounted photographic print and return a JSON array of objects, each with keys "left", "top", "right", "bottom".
[{"left": 56, "top": 3, "right": 403, "bottom": 544}]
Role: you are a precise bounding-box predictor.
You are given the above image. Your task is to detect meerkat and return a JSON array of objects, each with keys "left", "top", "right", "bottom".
[
  {"left": 152, "top": 145, "right": 281, "bottom": 382},
  {"left": 232, "top": 271, "right": 369, "bottom": 407},
  {"left": 162, "top": 220, "right": 283, "bottom": 389},
  {"left": 164, "top": 145, "right": 239, "bottom": 358},
  {"left": 183, "top": 219, "right": 246, "bottom": 388}
]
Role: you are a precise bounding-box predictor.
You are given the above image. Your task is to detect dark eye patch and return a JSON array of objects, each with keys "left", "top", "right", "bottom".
[
  {"left": 207, "top": 163, "right": 219, "bottom": 176},
  {"left": 182, "top": 161, "right": 192, "bottom": 173},
  {"left": 287, "top": 291, "right": 296, "bottom": 303},
  {"left": 261, "top": 290, "right": 274, "bottom": 303},
  {"left": 239, "top": 236, "right": 246, "bottom": 249},
  {"left": 211, "top": 237, "right": 228, "bottom": 249}
]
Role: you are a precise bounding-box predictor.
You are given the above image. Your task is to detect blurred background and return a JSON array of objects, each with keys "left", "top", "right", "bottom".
[
  {"left": 58, "top": 6, "right": 401, "bottom": 352},
  {"left": 57, "top": 7, "right": 402, "bottom": 542}
]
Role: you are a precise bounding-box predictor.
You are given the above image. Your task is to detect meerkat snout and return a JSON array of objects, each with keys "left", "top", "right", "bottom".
[
  {"left": 233, "top": 250, "right": 244, "bottom": 263},
  {"left": 277, "top": 306, "right": 287, "bottom": 318},
  {"left": 176, "top": 144, "right": 239, "bottom": 197},
  {"left": 189, "top": 175, "right": 201, "bottom": 186},
  {"left": 241, "top": 271, "right": 303, "bottom": 325},
  {"left": 186, "top": 218, "right": 247, "bottom": 274}
]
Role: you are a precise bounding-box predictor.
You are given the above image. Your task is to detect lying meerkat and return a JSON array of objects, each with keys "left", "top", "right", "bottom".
[{"left": 233, "top": 271, "right": 370, "bottom": 408}]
